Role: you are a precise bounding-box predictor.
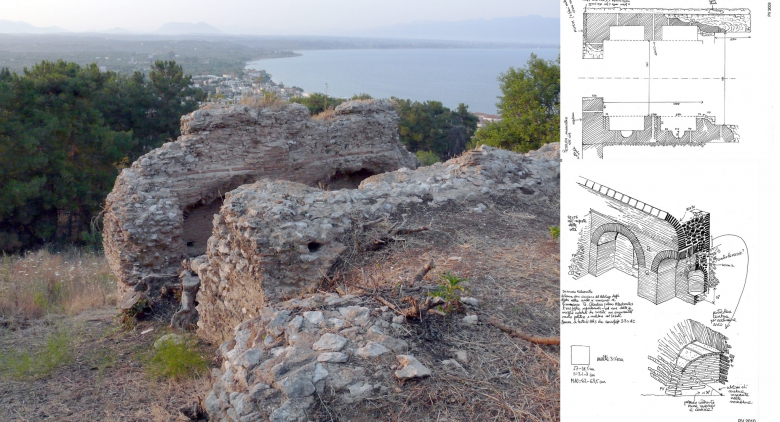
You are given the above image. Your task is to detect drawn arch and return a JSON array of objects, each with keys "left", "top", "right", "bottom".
[
  {"left": 590, "top": 222, "right": 646, "bottom": 267},
  {"left": 651, "top": 250, "right": 679, "bottom": 273}
]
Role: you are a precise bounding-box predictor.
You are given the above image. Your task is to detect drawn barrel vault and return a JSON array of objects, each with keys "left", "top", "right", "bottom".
[
  {"left": 649, "top": 319, "right": 731, "bottom": 396},
  {"left": 570, "top": 178, "right": 714, "bottom": 305}
]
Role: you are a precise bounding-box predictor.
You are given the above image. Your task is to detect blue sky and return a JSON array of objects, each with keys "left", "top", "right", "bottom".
[{"left": 2, "top": 0, "right": 559, "bottom": 34}]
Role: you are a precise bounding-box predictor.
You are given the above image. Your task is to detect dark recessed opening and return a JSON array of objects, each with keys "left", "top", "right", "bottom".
[
  {"left": 182, "top": 197, "right": 225, "bottom": 256},
  {"left": 326, "top": 168, "right": 376, "bottom": 190},
  {"left": 308, "top": 242, "right": 322, "bottom": 253}
]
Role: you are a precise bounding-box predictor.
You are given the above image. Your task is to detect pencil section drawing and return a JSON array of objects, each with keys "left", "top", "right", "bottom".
[{"left": 583, "top": 8, "right": 751, "bottom": 59}]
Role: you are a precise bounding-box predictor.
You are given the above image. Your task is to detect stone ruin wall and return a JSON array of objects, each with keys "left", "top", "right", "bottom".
[
  {"left": 195, "top": 144, "right": 561, "bottom": 344},
  {"left": 103, "top": 100, "right": 418, "bottom": 298}
]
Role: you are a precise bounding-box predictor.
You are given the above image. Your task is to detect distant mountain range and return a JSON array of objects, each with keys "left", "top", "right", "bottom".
[
  {"left": 0, "top": 20, "right": 223, "bottom": 35},
  {"left": 0, "top": 20, "right": 67, "bottom": 34},
  {"left": 343, "top": 15, "right": 559, "bottom": 45},
  {"left": 154, "top": 22, "right": 222, "bottom": 35},
  {"left": 0, "top": 17, "right": 557, "bottom": 44}
]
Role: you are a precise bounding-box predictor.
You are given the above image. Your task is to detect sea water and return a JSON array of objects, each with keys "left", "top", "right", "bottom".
[{"left": 246, "top": 48, "right": 559, "bottom": 114}]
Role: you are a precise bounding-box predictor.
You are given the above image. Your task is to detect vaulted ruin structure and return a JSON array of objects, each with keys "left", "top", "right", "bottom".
[
  {"left": 571, "top": 178, "right": 713, "bottom": 305},
  {"left": 193, "top": 144, "right": 561, "bottom": 343},
  {"left": 103, "top": 100, "right": 418, "bottom": 297}
]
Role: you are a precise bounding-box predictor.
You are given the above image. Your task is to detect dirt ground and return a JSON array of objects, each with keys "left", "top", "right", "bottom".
[
  {"left": 0, "top": 192, "right": 559, "bottom": 422},
  {"left": 314, "top": 195, "right": 561, "bottom": 421},
  {"left": 0, "top": 306, "right": 213, "bottom": 422}
]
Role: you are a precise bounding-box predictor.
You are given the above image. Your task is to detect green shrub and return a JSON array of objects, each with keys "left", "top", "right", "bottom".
[
  {"left": 144, "top": 334, "right": 209, "bottom": 380},
  {"left": 429, "top": 271, "right": 468, "bottom": 313},
  {"left": 548, "top": 225, "right": 560, "bottom": 241},
  {"left": 415, "top": 150, "right": 442, "bottom": 166},
  {"left": 0, "top": 329, "right": 76, "bottom": 379}
]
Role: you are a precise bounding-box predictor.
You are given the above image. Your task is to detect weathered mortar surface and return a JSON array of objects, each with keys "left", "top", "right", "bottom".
[
  {"left": 103, "top": 100, "right": 418, "bottom": 297},
  {"left": 196, "top": 143, "right": 560, "bottom": 344}
]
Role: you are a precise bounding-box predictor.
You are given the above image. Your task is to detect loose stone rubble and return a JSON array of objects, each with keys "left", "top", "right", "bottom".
[
  {"left": 103, "top": 100, "right": 418, "bottom": 298},
  {"left": 205, "top": 292, "right": 430, "bottom": 422},
  {"left": 195, "top": 143, "right": 560, "bottom": 344}
]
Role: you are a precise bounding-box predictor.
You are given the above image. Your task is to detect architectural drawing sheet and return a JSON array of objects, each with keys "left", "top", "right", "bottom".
[
  {"left": 560, "top": 0, "right": 777, "bottom": 420},
  {"left": 561, "top": 0, "right": 774, "bottom": 161}
]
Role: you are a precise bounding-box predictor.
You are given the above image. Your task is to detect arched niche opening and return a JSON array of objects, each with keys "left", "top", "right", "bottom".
[{"left": 326, "top": 168, "right": 376, "bottom": 190}]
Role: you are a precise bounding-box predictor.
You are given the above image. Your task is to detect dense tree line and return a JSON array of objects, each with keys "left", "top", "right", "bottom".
[
  {"left": 0, "top": 60, "right": 203, "bottom": 252},
  {"left": 290, "top": 93, "right": 478, "bottom": 163},
  {"left": 471, "top": 54, "right": 560, "bottom": 152},
  {"left": 393, "top": 99, "right": 478, "bottom": 162},
  {"left": 0, "top": 54, "right": 558, "bottom": 253}
]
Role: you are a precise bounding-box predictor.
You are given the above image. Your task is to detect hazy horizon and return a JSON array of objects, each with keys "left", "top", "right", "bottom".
[{"left": 1, "top": 0, "right": 558, "bottom": 35}]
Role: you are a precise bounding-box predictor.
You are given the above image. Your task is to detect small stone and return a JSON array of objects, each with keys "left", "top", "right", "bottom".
[
  {"left": 287, "top": 315, "right": 303, "bottom": 332},
  {"left": 328, "top": 318, "right": 346, "bottom": 330},
  {"left": 461, "top": 297, "right": 479, "bottom": 307},
  {"left": 278, "top": 374, "right": 315, "bottom": 398},
  {"left": 247, "top": 382, "right": 270, "bottom": 399},
  {"left": 447, "top": 256, "right": 462, "bottom": 262},
  {"left": 234, "top": 349, "right": 263, "bottom": 370},
  {"left": 455, "top": 350, "right": 469, "bottom": 365},
  {"left": 391, "top": 315, "right": 405, "bottom": 324},
  {"left": 318, "top": 352, "right": 349, "bottom": 363},
  {"left": 355, "top": 342, "right": 391, "bottom": 358},
  {"left": 312, "top": 333, "right": 348, "bottom": 351},
  {"left": 394, "top": 355, "right": 432, "bottom": 379},
  {"left": 462, "top": 315, "right": 478, "bottom": 325},
  {"left": 303, "top": 311, "right": 324, "bottom": 325},
  {"left": 338, "top": 306, "right": 371, "bottom": 326},
  {"left": 348, "top": 382, "right": 373, "bottom": 397},
  {"left": 154, "top": 333, "right": 185, "bottom": 349},
  {"left": 313, "top": 363, "right": 329, "bottom": 383},
  {"left": 441, "top": 359, "right": 465, "bottom": 371}
]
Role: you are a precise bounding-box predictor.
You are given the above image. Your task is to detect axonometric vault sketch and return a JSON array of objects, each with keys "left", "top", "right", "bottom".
[
  {"left": 648, "top": 319, "right": 731, "bottom": 396},
  {"left": 569, "top": 178, "right": 720, "bottom": 305},
  {"left": 583, "top": 8, "right": 751, "bottom": 59}
]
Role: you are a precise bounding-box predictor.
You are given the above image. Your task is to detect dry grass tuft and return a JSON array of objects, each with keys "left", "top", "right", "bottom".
[
  {"left": 311, "top": 107, "right": 338, "bottom": 121},
  {"left": 0, "top": 248, "right": 116, "bottom": 319},
  {"left": 240, "top": 93, "right": 287, "bottom": 110}
]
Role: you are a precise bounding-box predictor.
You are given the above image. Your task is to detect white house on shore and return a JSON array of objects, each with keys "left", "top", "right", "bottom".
[{"left": 473, "top": 112, "right": 502, "bottom": 128}]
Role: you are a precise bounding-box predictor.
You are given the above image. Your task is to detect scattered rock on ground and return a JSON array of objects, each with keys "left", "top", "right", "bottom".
[{"left": 394, "top": 355, "right": 432, "bottom": 379}]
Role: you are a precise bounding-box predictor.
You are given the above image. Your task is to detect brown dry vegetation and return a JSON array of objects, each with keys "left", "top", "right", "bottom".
[
  {"left": 0, "top": 251, "right": 215, "bottom": 422},
  {"left": 0, "top": 249, "right": 116, "bottom": 321},
  {"left": 311, "top": 108, "right": 338, "bottom": 121},
  {"left": 238, "top": 94, "right": 287, "bottom": 111},
  {"left": 314, "top": 196, "right": 561, "bottom": 421}
]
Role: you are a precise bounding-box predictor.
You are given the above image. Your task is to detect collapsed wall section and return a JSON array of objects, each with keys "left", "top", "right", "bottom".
[
  {"left": 195, "top": 144, "right": 560, "bottom": 344},
  {"left": 103, "top": 100, "right": 418, "bottom": 298}
]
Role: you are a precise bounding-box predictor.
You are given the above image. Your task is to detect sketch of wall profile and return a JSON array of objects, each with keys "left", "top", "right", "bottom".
[
  {"left": 583, "top": 8, "right": 751, "bottom": 59},
  {"left": 582, "top": 97, "right": 739, "bottom": 159},
  {"left": 649, "top": 319, "right": 731, "bottom": 396},
  {"left": 569, "top": 178, "right": 716, "bottom": 305}
]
